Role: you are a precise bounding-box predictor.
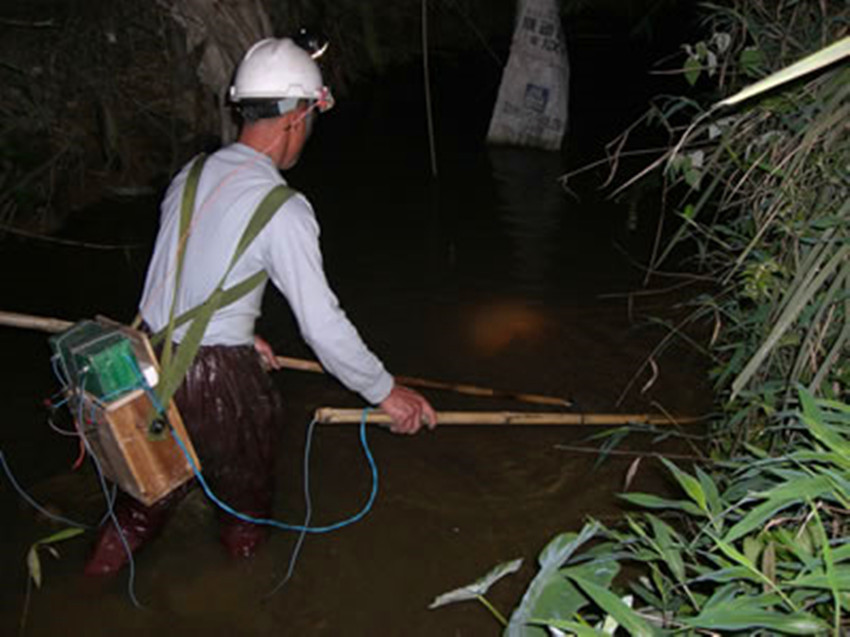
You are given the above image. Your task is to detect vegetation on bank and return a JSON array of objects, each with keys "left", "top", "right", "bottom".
[{"left": 431, "top": 1, "right": 849, "bottom": 634}]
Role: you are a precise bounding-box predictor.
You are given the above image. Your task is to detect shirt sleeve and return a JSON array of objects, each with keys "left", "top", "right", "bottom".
[{"left": 261, "top": 194, "right": 394, "bottom": 404}]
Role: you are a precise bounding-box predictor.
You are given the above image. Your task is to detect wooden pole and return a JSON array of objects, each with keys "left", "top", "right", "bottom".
[
  {"left": 314, "top": 407, "right": 704, "bottom": 427},
  {"left": 276, "top": 356, "right": 572, "bottom": 407},
  {"left": 0, "top": 310, "right": 571, "bottom": 408},
  {"left": 0, "top": 311, "right": 72, "bottom": 333}
]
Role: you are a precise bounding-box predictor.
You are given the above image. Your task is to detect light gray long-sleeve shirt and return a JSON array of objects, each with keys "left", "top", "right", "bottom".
[{"left": 138, "top": 143, "right": 394, "bottom": 404}]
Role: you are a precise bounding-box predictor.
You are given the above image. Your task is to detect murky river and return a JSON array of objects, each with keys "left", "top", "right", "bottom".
[{"left": 1, "top": 46, "right": 711, "bottom": 636}]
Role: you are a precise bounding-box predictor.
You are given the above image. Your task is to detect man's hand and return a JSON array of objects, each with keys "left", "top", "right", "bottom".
[
  {"left": 380, "top": 383, "right": 438, "bottom": 435},
  {"left": 253, "top": 335, "right": 282, "bottom": 371}
]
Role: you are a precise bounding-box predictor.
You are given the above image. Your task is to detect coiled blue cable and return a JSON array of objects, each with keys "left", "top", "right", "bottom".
[
  {"left": 133, "top": 354, "right": 379, "bottom": 534},
  {"left": 168, "top": 407, "right": 377, "bottom": 533}
]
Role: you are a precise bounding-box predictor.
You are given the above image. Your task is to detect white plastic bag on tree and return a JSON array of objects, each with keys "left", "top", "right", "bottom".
[{"left": 486, "top": 0, "right": 569, "bottom": 151}]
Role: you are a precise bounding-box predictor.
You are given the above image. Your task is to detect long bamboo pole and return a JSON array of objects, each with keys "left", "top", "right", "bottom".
[
  {"left": 0, "top": 310, "right": 573, "bottom": 407},
  {"left": 314, "top": 407, "right": 704, "bottom": 427},
  {"left": 276, "top": 356, "right": 571, "bottom": 407}
]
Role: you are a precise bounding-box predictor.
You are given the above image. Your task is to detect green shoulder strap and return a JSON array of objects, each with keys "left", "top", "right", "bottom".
[
  {"left": 150, "top": 165, "right": 295, "bottom": 419},
  {"left": 159, "top": 153, "right": 208, "bottom": 373}
]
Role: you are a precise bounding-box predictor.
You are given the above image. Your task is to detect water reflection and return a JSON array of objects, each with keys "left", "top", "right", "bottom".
[{"left": 487, "top": 146, "right": 567, "bottom": 288}]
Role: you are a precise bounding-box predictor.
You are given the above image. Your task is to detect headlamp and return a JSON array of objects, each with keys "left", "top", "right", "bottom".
[{"left": 315, "top": 86, "right": 335, "bottom": 113}]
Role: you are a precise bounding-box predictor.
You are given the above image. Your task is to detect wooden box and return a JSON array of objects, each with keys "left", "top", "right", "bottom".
[{"left": 75, "top": 319, "right": 201, "bottom": 506}]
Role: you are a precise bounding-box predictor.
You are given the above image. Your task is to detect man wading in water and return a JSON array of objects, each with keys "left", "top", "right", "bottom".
[{"left": 84, "top": 37, "right": 437, "bottom": 575}]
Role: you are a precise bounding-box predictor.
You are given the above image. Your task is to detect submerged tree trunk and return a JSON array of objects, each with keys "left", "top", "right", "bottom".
[{"left": 156, "top": 0, "right": 272, "bottom": 143}]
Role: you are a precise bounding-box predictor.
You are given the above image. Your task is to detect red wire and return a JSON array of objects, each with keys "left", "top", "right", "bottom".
[{"left": 71, "top": 418, "right": 86, "bottom": 470}]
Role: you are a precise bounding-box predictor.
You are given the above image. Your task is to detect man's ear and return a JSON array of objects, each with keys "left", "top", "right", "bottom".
[
  {"left": 278, "top": 111, "right": 292, "bottom": 132},
  {"left": 281, "top": 107, "right": 306, "bottom": 133}
]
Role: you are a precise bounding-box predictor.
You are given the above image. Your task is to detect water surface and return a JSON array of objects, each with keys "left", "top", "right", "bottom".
[{"left": 1, "top": 45, "right": 711, "bottom": 636}]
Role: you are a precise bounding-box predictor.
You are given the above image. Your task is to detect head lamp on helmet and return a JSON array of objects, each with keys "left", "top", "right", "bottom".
[{"left": 229, "top": 37, "right": 334, "bottom": 115}]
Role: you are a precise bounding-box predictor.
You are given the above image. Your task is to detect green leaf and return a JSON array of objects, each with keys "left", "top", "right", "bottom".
[
  {"left": 808, "top": 504, "right": 843, "bottom": 635},
  {"left": 684, "top": 56, "right": 702, "bottom": 86},
  {"left": 710, "top": 535, "right": 798, "bottom": 610},
  {"left": 33, "top": 527, "right": 85, "bottom": 546},
  {"left": 24, "top": 526, "right": 84, "bottom": 592},
  {"left": 430, "top": 558, "right": 523, "bottom": 609},
  {"left": 647, "top": 515, "right": 686, "bottom": 583},
  {"left": 790, "top": 566, "right": 850, "bottom": 590},
  {"left": 702, "top": 582, "right": 741, "bottom": 610},
  {"left": 618, "top": 492, "right": 706, "bottom": 517},
  {"left": 684, "top": 167, "right": 702, "bottom": 190},
  {"left": 686, "top": 603, "right": 826, "bottom": 634},
  {"left": 723, "top": 474, "right": 836, "bottom": 543},
  {"left": 505, "top": 522, "right": 600, "bottom": 637},
  {"left": 27, "top": 546, "right": 42, "bottom": 589},
  {"left": 799, "top": 388, "right": 850, "bottom": 457},
  {"left": 739, "top": 46, "right": 766, "bottom": 78},
  {"left": 567, "top": 574, "right": 659, "bottom": 637},
  {"left": 528, "top": 619, "right": 605, "bottom": 636},
  {"left": 774, "top": 528, "right": 819, "bottom": 570},
  {"left": 832, "top": 543, "right": 850, "bottom": 563},
  {"left": 743, "top": 536, "right": 763, "bottom": 566},
  {"left": 695, "top": 466, "right": 723, "bottom": 527},
  {"left": 560, "top": 558, "right": 619, "bottom": 587},
  {"left": 693, "top": 565, "right": 762, "bottom": 584},
  {"left": 659, "top": 457, "right": 707, "bottom": 512}
]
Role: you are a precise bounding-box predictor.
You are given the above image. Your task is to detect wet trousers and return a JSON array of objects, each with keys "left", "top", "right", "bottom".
[{"left": 84, "top": 343, "right": 284, "bottom": 575}]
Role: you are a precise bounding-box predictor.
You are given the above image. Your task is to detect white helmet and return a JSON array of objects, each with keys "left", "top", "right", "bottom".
[{"left": 229, "top": 38, "right": 334, "bottom": 112}]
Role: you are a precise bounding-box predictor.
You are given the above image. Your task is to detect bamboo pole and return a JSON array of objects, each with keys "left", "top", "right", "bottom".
[
  {"left": 276, "top": 356, "right": 572, "bottom": 407},
  {"left": 0, "top": 311, "right": 72, "bottom": 333},
  {"left": 314, "top": 407, "right": 704, "bottom": 427},
  {"left": 0, "top": 310, "right": 574, "bottom": 408}
]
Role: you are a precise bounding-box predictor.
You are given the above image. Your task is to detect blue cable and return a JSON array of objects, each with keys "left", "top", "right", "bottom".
[
  {"left": 82, "top": 433, "right": 144, "bottom": 609},
  {"left": 0, "top": 449, "right": 92, "bottom": 530},
  {"left": 264, "top": 414, "right": 316, "bottom": 599},
  {"left": 78, "top": 374, "right": 143, "bottom": 609},
  {"left": 2, "top": 342, "right": 376, "bottom": 610},
  {"left": 130, "top": 353, "right": 379, "bottom": 534},
  {"left": 168, "top": 406, "right": 378, "bottom": 534},
  {"left": 0, "top": 373, "right": 142, "bottom": 608}
]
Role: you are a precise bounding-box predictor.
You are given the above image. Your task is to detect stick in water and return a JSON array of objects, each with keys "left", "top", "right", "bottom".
[
  {"left": 314, "top": 407, "right": 704, "bottom": 427},
  {"left": 275, "top": 356, "right": 572, "bottom": 408}
]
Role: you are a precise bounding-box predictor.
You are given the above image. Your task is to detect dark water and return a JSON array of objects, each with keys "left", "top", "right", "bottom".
[{"left": 1, "top": 36, "right": 711, "bottom": 637}]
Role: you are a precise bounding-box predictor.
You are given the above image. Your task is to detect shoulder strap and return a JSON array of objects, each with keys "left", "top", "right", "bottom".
[
  {"left": 159, "top": 153, "right": 208, "bottom": 372},
  {"left": 152, "top": 183, "right": 295, "bottom": 343},
  {"left": 151, "top": 183, "right": 296, "bottom": 417}
]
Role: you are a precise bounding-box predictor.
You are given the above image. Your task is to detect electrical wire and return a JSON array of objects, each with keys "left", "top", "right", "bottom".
[
  {"left": 79, "top": 377, "right": 144, "bottom": 609},
  {"left": 126, "top": 354, "right": 379, "bottom": 597},
  {"left": 129, "top": 354, "right": 379, "bottom": 535},
  {"left": 168, "top": 404, "right": 378, "bottom": 534},
  {"left": 3, "top": 337, "right": 377, "bottom": 609},
  {"left": 263, "top": 415, "right": 317, "bottom": 599},
  {"left": 83, "top": 433, "right": 144, "bottom": 609},
  {"left": 0, "top": 449, "right": 92, "bottom": 530}
]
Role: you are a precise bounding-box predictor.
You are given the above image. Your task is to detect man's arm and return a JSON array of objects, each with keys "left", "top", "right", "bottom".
[
  {"left": 261, "top": 199, "right": 437, "bottom": 432},
  {"left": 254, "top": 334, "right": 436, "bottom": 433}
]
